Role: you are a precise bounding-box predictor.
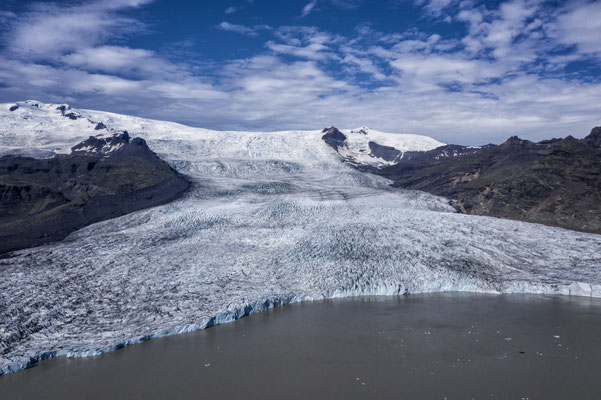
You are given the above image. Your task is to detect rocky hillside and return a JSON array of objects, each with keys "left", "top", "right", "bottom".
[
  {"left": 0, "top": 132, "right": 189, "bottom": 255},
  {"left": 374, "top": 127, "right": 601, "bottom": 233}
]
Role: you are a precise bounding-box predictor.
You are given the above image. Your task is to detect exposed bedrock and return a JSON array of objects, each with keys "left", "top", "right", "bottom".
[
  {"left": 0, "top": 133, "right": 189, "bottom": 254},
  {"left": 362, "top": 127, "right": 601, "bottom": 234}
]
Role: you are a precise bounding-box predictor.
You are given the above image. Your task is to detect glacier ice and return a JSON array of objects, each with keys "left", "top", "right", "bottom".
[{"left": 1, "top": 101, "right": 601, "bottom": 375}]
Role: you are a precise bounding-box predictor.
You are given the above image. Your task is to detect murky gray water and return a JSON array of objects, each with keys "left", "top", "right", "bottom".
[{"left": 1, "top": 293, "right": 601, "bottom": 399}]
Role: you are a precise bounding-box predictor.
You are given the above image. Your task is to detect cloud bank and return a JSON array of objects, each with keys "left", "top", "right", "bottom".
[{"left": 0, "top": 0, "right": 599, "bottom": 144}]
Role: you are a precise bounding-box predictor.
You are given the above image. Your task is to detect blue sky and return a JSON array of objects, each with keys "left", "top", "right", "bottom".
[{"left": 0, "top": 0, "right": 600, "bottom": 144}]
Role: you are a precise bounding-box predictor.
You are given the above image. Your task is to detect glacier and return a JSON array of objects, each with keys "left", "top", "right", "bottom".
[{"left": 1, "top": 101, "right": 601, "bottom": 375}]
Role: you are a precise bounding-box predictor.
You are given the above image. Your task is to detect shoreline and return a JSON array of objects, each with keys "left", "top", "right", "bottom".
[{"left": 3, "top": 279, "right": 600, "bottom": 377}]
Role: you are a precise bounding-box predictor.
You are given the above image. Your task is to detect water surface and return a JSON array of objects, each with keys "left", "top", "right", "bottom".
[{"left": 1, "top": 293, "right": 600, "bottom": 399}]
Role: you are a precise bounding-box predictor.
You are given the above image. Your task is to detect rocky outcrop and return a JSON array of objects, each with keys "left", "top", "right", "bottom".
[
  {"left": 399, "top": 144, "right": 493, "bottom": 164},
  {"left": 367, "top": 141, "right": 403, "bottom": 163},
  {"left": 321, "top": 126, "right": 347, "bottom": 149},
  {"left": 584, "top": 126, "right": 601, "bottom": 148},
  {"left": 0, "top": 133, "right": 189, "bottom": 255},
  {"left": 56, "top": 105, "right": 69, "bottom": 115},
  {"left": 64, "top": 112, "right": 80, "bottom": 120},
  {"left": 71, "top": 131, "right": 130, "bottom": 154}
]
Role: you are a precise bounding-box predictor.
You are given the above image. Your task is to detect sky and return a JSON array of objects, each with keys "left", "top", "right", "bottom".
[{"left": 0, "top": 0, "right": 600, "bottom": 144}]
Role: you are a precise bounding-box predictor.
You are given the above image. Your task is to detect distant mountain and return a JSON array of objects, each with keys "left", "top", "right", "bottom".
[
  {"left": 395, "top": 143, "right": 497, "bottom": 164},
  {"left": 2, "top": 100, "right": 599, "bottom": 260},
  {"left": 0, "top": 131, "right": 189, "bottom": 254},
  {"left": 321, "top": 126, "right": 444, "bottom": 167},
  {"left": 372, "top": 128, "right": 601, "bottom": 233}
]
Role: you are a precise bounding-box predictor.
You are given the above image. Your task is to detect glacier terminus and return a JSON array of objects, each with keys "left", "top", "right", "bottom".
[{"left": 1, "top": 101, "right": 601, "bottom": 375}]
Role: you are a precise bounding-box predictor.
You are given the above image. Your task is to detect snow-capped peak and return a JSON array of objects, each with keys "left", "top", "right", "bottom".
[
  {"left": 71, "top": 131, "right": 131, "bottom": 156},
  {"left": 328, "top": 126, "right": 445, "bottom": 168},
  {"left": 1, "top": 101, "right": 445, "bottom": 168},
  {"left": 344, "top": 126, "right": 444, "bottom": 152},
  {"left": 349, "top": 126, "right": 370, "bottom": 135},
  {"left": 0, "top": 101, "right": 122, "bottom": 158},
  {"left": 9, "top": 100, "right": 72, "bottom": 113}
]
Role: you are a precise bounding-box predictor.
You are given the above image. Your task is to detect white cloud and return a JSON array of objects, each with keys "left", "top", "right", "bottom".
[
  {"left": 340, "top": 54, "right": 387, "bottom": 81},
  {"left": 266, "top": 26, "right": 339, "bottom": 60},
  {"left": 554, "top": 1, "right": 601, "bottom": 56},
  {"left": 0, "top": 0, "right": 599, "bottom": 145},
  {"left": 266, "top": 41, "right": 331, "bottom": 60},
  {"left": 389, "top": 55, "right": 500, "bottom": 87},
  {"left": 62, "top": 46, "right": 154, "bottom": 73},
  {"left": 457, "top": 0, "right": 546, "bottom": 60},
  {"left": 300, "top": 0, "right": 362, "bottom": 17},
  {"left": 301, "top": 1, "right": 318, "bottom": 17},
  {"left": 225, "top": 6, "right": 237, "bottom": 14},
  {"left": 423, "top": 0, "right": 453, "bottom": 16},
  {"left": 4, "top": 1, "right": 150, "bottom": 59},
  {"left": 217, "top": 22, "right": 271, "bottom": 36}
]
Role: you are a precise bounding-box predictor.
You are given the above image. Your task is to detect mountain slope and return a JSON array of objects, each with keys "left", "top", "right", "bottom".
[
  {"left": 376, "top": 130, "right": 601, "bottom": 233},
  {"left": 0, "top": 131, "right": 189, "bottom": 254}
]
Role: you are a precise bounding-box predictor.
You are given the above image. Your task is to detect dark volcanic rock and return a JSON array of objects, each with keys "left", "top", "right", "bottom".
[
  {"left": 584, "top": 126, "right": 601, "bottom": 148},
  {"left": 322, "top": 126, "right": 347, "bottom": 149},
  {"left": 56, "top": 105, "right": 69, "bottom": 115},
  {"left": 368, "top": 141, "right": 403, "bottom": 163},
  {"left": 401, "top": 144, "right": 492, "bottom": 164},
  {"left": 71, "top": 131, "right": 130, "bottom": 154},
  {"left": 9, "top": 105, "right": 18, "bottom": 112},
  {"left": 0, "top": 133, "right": 189, "bottom": 255},
  {"left": 375, "top": 129, "right": 601, "bottom": 234},
  {"left": 94, "top": 122, "right": 107, "bottom": 130},
  {"left": 64, "top": 112, "right": 80, "bottom": 120}
]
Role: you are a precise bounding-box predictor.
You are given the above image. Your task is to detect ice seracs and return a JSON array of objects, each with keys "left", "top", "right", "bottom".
[{"left": 0, "top": 101, "right": 600, "bottom": 376}]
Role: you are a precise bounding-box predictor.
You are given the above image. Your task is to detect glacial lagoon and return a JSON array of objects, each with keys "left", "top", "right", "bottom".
[{"left": 1, "top": 293, "right": 600, "bottom": 399}]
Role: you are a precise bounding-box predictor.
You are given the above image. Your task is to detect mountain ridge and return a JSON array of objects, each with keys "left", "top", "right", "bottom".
[
  {"left": 0, "top": 131, "right": 190, "bottom": 254},
  {"left": 372, "top": 127, "right": 601, "bottom": 233}
]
